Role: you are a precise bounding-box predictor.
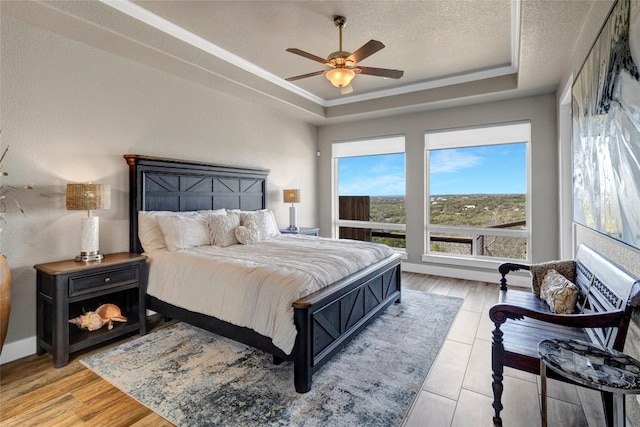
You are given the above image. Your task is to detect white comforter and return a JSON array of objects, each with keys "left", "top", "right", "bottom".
[{"left": 146, "top": 235, "right": 394, "bottom": 354}]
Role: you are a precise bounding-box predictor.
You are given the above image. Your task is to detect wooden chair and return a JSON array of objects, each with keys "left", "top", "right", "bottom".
[{"left": 489, "top": 245, "right": 640, "bottom": 426}]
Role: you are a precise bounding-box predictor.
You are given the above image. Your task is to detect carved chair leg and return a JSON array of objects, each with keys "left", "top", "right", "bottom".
[{"left": 491, "top": 325, "right": 505, "bottom": 426}]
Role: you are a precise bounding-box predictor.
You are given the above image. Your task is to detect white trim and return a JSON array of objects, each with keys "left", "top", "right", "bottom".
[
  {"left": 0, "top": 336, "right": 36, "bottom": 365},
  {"left": 99, "top": 0, "right": 324, "bottom": 105},
  {"left": 428, "top": 225, "right": 527, "bottom": 239},
  {"left": 558, "top": 76, "right": 574, "bottom": 259},
  {"left": 402, "top": 261, "right": 532, "bottom": 289},
  {"left": 421, "top": 254, "right": 501, "bottom": 269},
  {"left": 332, "top": 135, "right": 405, "bottom": 157},
  {"left": 511, "top": 0, "right": 521, "bottom": 72},
  {"left": 325, "top": 64, "right": 517, "bottom": 107},
  {"left": 424, "top": 122, "right": 530, "bottom": 150},
  {"left": 336, "top": 220, "right": 406, "bottom": 232}
]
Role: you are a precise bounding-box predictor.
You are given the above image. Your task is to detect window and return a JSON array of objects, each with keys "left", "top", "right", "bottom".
[
  {"left": 425, "top": 123, "right": 530, "bottom": 261},
  {"left": 332, "top": 136, "right": 406, "bottom": 249}
]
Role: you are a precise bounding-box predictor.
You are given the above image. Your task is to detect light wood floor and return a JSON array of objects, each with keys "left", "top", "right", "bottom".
[
  {"left": 401, "top": 272, "right": 604, "bottom": 427},
  {"left": 0, "top": 272, "right": 604, "bottom": 426}
]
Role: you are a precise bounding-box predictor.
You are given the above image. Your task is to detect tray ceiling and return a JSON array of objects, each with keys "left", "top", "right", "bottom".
[{"left": 3, "top": 0, "right": 613, "bottom": 123}]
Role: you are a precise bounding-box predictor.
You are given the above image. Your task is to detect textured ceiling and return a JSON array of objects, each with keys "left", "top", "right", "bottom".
[
  {"left": 3, "top": 0, "right": 614, "bottom": 123},
  {"left": 134, "top": 0, "right": 513, "bottom": 100}
]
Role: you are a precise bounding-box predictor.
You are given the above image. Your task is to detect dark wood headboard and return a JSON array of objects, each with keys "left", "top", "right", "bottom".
[{"left": 124, "top": 155, "right": 269, "bottom": 253}]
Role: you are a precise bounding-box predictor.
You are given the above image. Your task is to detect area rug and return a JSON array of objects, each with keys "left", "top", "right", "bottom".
[{"left": 81, "top": 290, "right": 462, "bottom": 426}]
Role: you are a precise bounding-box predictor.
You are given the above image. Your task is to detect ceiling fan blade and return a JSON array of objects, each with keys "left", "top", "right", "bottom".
[
  {"left": 346, "top": 40, "right": 385, "bottom": 63},
  {"left": 285, "top": 70, "right": 327, "bottom": 81},
  {"left": 286, "top": 48, "right": 329, "bottom": 65},
  {"left": 357, "top": 66, "right": 404, "bottom": 79}
]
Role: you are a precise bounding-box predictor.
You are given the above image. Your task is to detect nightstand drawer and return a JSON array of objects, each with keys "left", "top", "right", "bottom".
[{"left": 69, "top": 266, "right": 139, "bottom": 297}]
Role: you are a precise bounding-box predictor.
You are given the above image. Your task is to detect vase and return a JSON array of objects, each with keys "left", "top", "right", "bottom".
[{"left": 0, "top": 254, "right": 11, "bottom": 354}]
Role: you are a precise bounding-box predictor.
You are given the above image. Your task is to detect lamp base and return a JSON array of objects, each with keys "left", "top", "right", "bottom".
[
  {"left": 75, "top": 252, "right": 104, "bottom": 262},
  {"left": 288, "top": 206, "right": 298, "bottom": 231}
]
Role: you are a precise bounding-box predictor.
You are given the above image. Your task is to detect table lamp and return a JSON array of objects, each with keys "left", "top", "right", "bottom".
[
  {"left": 66, "top": 183, "right": 111, "bottom": 262},
  {"left": 283, "top": 189, "right": 300, "bottom": 231}
]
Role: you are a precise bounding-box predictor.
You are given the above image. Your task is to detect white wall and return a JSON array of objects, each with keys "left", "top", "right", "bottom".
[
  {"left": 0, "top": 11, "right": 318, "bottom": 362},
  {"left": 318, "top": 94, "right": 558, "bottom": 280}
]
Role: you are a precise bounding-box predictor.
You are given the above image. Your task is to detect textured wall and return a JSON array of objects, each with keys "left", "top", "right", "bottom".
[{"left": 0, "top": 11, "right": 317, "bottom": 362}]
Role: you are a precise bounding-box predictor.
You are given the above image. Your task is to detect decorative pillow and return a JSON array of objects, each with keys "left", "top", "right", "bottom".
[
  {"left": 156, "top": 214, "right": 210, "bottom": 251},
  {"left": 197, "top": 209, "right": 228, "bottom": 217},
  {"left": 531, "top": 260, "right": 576, "bottom": 295},
  {"left": 240, "top": 210, "right": 279, "bottom": 241},
  {"left": 208, "top": 212, "right": 241, "bottom": 247},
  {"left": 138, "top": 211, "right": 200, "bottom": 252},
  {"left": 540, "top": 269, "right": 579, "bottom": 314},
  {"left": 235, "top": 223, "right": 260, "bottom": 245}
]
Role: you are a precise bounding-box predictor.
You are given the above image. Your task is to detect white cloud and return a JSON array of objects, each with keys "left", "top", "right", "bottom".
[{"left": 430, "top": 149, "right": 483, "bottom": 173}]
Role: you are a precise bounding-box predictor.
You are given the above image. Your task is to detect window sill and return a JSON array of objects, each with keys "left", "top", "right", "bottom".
[{"left": 421, "top": 253, "right": 507, "bottom": 269}]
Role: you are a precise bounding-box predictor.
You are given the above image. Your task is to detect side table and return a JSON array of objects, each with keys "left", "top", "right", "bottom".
[
  {"left": 34, "top": 252, "right": 148, "bottom": 367},
  {"left": 280, "top": 227, "right": 319, "bottom": 236},
  {"left": 538, "top": 339, "right": 640, "bottom": 427}
]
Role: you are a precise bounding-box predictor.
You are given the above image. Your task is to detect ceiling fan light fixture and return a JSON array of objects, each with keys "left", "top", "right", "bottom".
[{"left": 326, "top": 68, "right": 355, "bottom": 88}]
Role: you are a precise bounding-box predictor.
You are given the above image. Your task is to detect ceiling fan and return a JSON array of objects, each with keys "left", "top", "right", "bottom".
[{"left": 285, "top": 15, "right": 404, "bottom": 94}]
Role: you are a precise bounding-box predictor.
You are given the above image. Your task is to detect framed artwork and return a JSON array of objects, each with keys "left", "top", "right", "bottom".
[{"left": 572, "top": 0, "right": 640, "bottom": 249}]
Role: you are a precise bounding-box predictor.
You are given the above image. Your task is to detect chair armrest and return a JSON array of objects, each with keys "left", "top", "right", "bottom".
[
  {"left": 498, "top": 263, "right": 530, "bottom": 291},
  {"left": 489, "top": 303, "right": 625, "bottom": 329}
]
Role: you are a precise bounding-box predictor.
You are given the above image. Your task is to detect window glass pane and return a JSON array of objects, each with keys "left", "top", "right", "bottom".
[
  {"left": 338, "top": 227, "right": 406, "bottom": 249},
  {"left": 429, "top": 232, "right": 527, "bottom": 260},
  {"left": 337, "top": 152, "right": 406, "bottom": 248},
  {"left": 338, "top": 153, "right": 405, "bottom": 224},
  {"left": 429, "top": 143, "right": 526, "bottom": 228}
]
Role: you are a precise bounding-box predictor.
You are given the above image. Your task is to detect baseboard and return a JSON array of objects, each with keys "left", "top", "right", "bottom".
[
  {"left": 401, "top": 261, "right": 532, "bottom": 289},
  {"left": 0, "top": 336, "right": 37, "bottom": 365}
]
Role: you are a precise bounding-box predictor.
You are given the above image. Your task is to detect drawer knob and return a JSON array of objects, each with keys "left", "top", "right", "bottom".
[{"left": 104, "top": 277, "right": 111, "bottom": 283}]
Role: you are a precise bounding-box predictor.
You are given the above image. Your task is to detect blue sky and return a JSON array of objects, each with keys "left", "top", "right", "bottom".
[{"left": 338, "top": 143, "right": 526, "bottom": 196}]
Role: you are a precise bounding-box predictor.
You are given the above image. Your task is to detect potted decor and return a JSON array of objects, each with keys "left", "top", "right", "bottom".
[{"left": 0, "top": 136, "right": 32, "bottom": 354}]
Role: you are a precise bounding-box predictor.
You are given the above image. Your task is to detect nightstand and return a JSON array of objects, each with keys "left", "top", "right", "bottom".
[
  {"left": 280, "top": 227, "right": 319, "bottom": 236},
  {"left": 34, "top": 252, "right": 148, "bottom": 367}
]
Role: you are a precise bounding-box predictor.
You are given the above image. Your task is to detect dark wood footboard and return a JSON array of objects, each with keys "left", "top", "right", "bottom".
[{"left": 293, "top": 253, "right": 402, "bottom": 392}]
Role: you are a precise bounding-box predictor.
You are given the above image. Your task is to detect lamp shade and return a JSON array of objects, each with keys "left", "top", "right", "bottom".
[
  {"left": 326, "top": 68, "right": 355, "bottom": 88},
  {"left": 283, "top": 189, "right": 300, "bottom": 204},
  {"left": 66, "top": 183, "right": 111, "bottom": 211}
]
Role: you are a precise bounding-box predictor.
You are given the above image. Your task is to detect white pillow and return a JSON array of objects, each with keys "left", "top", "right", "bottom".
[
  {"left": 156, "top": 214, "right": 210, "bottom": 251},
  {"left": 235, "top": 223, "right": 260, "bottom": 245},
  {"left": 240, "top": 210, "right": 280, "bottom": 241},
  {"left": 261, "top": 209, "right": 281, "bottom": 237},
  {"left": 208, "top": 212, "right": 241, "bottom": 247},
  {"left": 138, "top": 211, "right": 200, "bottom": 252}
]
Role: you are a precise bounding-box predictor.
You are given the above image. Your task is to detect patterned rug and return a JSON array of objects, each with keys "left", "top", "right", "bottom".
[{"left": 81, "top": 290, "right": 462, "bottom": 427}]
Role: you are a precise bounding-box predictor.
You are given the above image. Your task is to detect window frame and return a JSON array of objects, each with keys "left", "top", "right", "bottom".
[
  {"left": 331, "top": 135, "right": 407, "bottom": 252},
  {"left": 423, "top": 122, "right": 532, "bottom": 265}
]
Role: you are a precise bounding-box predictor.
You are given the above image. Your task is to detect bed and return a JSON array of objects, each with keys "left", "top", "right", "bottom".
[{"left": 124, "top": 154, "right": 402, "bottom": 393}]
